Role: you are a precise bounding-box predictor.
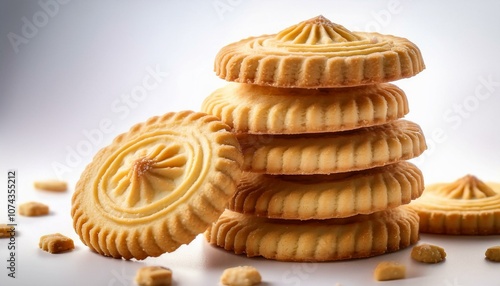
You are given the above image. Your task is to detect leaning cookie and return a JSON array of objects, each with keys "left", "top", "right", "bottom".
[
  {"left": 215, "top": 15, "right": 425, "bottom": 88},
  {"left": 205, "top": 207, "right": 419, "bottom": 262},
  {"left": 408, "top": 175, "right": 500, "bottom": 235},
  {"left": 202, "top": 82, "right": 409, "bottom": 134},
  {"left": 71, "top": 111, "right": 243, "bottom": 260},
  {"left": 230, "top": 162, "right": 424, "bottom": 220},
  {"left": 238, "top": 120, "right": 426, "bottom": 174}
]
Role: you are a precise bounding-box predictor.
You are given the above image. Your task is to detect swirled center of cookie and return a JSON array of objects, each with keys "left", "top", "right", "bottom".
[
  {"left": 94, "top": 129, "right": 209, "bottom": 221},
  {"left": 247, "top": 15, "right": 393, "bottom": 56},
  {"left": 107, "top": 142, "right": 187, "bottom": 208},
  {"left": 413, "top": 174, "right": 500, "bottom": 211},
  {"left": 435, "top": 175, "right": 497, "bottom": 200},
  {"left": 275, "top": 15, "right": 362, "bottom": 44},
  {"left": 111, "top": 144, "right": 186, "bottom": 208}
]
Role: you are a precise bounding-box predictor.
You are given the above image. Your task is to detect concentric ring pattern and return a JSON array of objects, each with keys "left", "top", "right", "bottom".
[
  {"left": 71, "top": 111, "right": 243, "bottom": 259},
  {"left": 96, "top": 132, "right": 198, "bottom": 220}
]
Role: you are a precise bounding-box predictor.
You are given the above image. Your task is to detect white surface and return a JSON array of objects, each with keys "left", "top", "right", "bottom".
[{"left": 1, "top": 0, "right": 500, "bottom": 285}]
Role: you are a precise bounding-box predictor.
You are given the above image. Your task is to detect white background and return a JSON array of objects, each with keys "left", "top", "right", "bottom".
[{"left": 1, "top": 0, "right": 500, "bottom": 285}]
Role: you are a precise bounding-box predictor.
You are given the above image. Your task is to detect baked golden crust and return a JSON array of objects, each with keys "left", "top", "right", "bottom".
[
  {"left": 71, "top": 111, "right": 243, "bottom": 260},
  {"left": 229, "top": 162, "right": 423, "bottom": 219},
  {"left": 238, "top": 120, "right": 426, "bottom": 174},
  {"left": 408, "top": 175, "right": 500, "bottom": 235},
  {"left": 205, "top": 207, "right": 419, "bottom": 262},
  {"left": 215, "top": 16, "right": 425, "bottom": 88},
  {"left": 202, "top": 83, "right": 409, "bottom": 134}
]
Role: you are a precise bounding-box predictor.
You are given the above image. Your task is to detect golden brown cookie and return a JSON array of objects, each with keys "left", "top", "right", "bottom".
[
  {"left": 238, "top": 120, "right": 426, "bottom": 175},
  {"left": 229, "top": 162, "right": 423, "bottom": 220},
  {"left": 215, "top": 15, "right": 425, "bottom": 88},
  {"left": 71, "top": 111, "right": 243, "bottom": 260},
  {"left": 205, "top": 207, "right": 419, "bottom": 262},
  {"left": 408, "top": 175, "right": 500, "bottom": 235},
  {"left": 202, "top": 82, "right": 408, "bottom": 134}
]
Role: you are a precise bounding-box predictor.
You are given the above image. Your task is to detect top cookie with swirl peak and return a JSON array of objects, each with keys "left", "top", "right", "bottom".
[{"left": 215, "top": 15, "right": 425, "bottom": 88}]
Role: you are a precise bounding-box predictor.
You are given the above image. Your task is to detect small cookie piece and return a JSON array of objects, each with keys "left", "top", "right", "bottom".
[
  {"left": 220, "top": 266, "right": 261, "bottom": 286},
  {"left": 202, "top": 82, "right": 408, "bottom": 134},
  {"left": 411, "top": 244, "right": 446, "bottom": 263},
  {"left": 0, "top": 224, "right": 14, "bottom": 238},
  {"left": 239, "top": 120, "right": 426, "bottom": 174},
  {"left": 34, "top": 180, "right": 68, "bottom": 192},
  {"left": 135, "top": 266, "right": 172, "bottom": 286},
  {"left": 373, "top": 261, "right": 406, "bottom": 281},
  {"left": 230, "top": 162, "right": 424, "bottom": 219},
  {"left": 485, "top": 246, "right": 500, "bottom": 262},
  {"left": 39, "top": 233, "right": 75, "bottom": 254},
  {"left": 205, "top": 207, "right": 419, "bottom": 262},
  {"left": 71, "top": 111, "right": 243, "bottom": 260},
  {"left": 215, "top": 15, "right": 424, "bottom": 88},
  {"left": 408, "top": 175, "right": 500, "bottom": 235},
  {"left": 19, "top": 201, "right": 49, "bottom": 217}
]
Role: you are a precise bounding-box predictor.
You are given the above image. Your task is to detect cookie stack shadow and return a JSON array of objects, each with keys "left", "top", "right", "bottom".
[{"left": 202, "top": 15, "right": 427, "bottom": 262}]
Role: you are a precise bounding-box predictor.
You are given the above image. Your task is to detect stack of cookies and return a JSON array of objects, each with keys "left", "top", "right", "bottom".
[{"left": 203, "top": 15, "right": 427, "bottom": 261}]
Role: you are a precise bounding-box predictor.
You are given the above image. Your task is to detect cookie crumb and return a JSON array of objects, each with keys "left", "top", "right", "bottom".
[
  {"left": 411, "top": 243, "right": 446, "bottom": 263},
  {"left": 34, "top": 180, "right": 68, "bottom": 192},
  {"left": 485, "top": 246, "right": 500, "bottom": 262},
  {"left": 373, "top": 261, "right": 406, "bottom": 281},
  {"left": 39, "top": 233, "right": 74, "bottom": 254},
  {"left": 0, "top": 224, "right": 14, "bottom": 238},
  {"left": 221, "top": 266, "right": 261, "bottom": 286},
  {"left": 19, "top": 201, "right": 49, "bottom": 216},
  {"left": 135, "top": 266, "right": 172, "bottom": 286}
]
